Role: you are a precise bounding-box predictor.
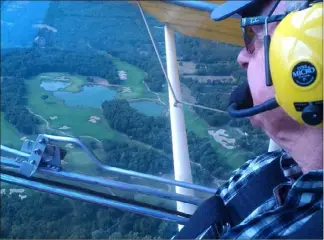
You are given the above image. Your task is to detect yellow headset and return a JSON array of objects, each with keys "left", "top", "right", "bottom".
[{"left": 270, "top": 1, "right": 323, "bottom": 126}]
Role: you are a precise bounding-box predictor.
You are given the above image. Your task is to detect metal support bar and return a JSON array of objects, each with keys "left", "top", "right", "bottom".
[
  {"left": 1, "top": 157, "right": 204, "bottom": 206},
  {"left": 1, "top": 172, "right": 189, "bottom": 225},
  {"left": 42, "top": 134, "right": 216, "bottom": 194},
  {"left": 19, "top": 135, "right": 48, "bottom": 177},
  {"left": 165, "top": 25, "right": 196, "bottom": 225},
  {"left": 1, "top": 145, "right": 30, "bottom": 158}
]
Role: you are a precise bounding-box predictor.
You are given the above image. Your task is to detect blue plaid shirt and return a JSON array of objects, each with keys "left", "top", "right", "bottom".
[{"left": 215, "top": 149, "right": 323, "bottom": 239}]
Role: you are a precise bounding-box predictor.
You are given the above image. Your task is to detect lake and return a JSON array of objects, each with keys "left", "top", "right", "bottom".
[
  {"left": 130, "top": 101, "right": 166, "bottom": 116},
  {"left": 54, "top": 85, "right": 117, "bottom": 108},
  {"left": 40, "top": 81, "right": 165, "bottom": 114},
  {"left": 40, "top": 81, "right": 71, "bottom": 91}
]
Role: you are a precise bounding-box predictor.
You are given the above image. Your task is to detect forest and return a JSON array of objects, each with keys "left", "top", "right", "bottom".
[
  {"left": 1, "top": 192, "right": 178, "bottom": 239},
  {"left": 181, "top": 77, "right": 234, "bottom": 126},
  {"left": 1, "top": 76, "right": 40, "bottom": 134},
  {"left": 101, "top": 139, "right": 172, "bottom": 176},
  {"left": 102, "top": 99, "right": 231, "bottom": 182},
  {"left": 40, "top": 1, "right": 166, "bottom": 92},
  {"left": 40, "top": 1, "right": 247, "bottom": 92},
  {"left": 1, "top": 48, "right": 118, "bottom": 82}
]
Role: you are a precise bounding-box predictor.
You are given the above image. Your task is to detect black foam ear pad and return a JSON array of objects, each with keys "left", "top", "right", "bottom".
[{"left": 229, "top": 82, "right": 254, "bottom": 109}]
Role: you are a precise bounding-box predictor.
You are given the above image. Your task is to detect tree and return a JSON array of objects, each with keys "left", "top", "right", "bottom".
[
  {"left": 89, "top": 140, "right": 99, "bottom": 150},
  {"left": 41, "top": 94, "right": 49, "bottom": 101}
]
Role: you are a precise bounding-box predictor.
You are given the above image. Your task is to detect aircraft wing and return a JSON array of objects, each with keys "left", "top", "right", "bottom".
[{"left": 132, "top": 1, "right": 244, "bottom": 46}]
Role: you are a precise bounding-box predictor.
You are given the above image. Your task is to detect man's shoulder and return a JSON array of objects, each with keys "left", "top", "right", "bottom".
[{"left": 216, "top": 149, "right": 285, "bottom": 203}]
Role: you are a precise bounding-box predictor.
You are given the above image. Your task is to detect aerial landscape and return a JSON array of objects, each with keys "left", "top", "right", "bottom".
[{"left": 1, "top": 1, "right": 269, "bottom": 238}]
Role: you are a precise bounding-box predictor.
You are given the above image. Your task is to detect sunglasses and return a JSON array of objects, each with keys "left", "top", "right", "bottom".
[{"left": 241, "top": 14, "right": 286, "bottom": 53}]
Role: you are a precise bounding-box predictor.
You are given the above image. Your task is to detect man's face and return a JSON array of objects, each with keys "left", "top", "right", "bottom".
[{"left": 236, "top": 1, "right": 301, "bottom": 141}]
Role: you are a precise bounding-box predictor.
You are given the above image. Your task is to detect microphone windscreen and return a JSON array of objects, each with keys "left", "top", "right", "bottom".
[{"left": 229, "top": 82, "right": 254, "bottom": 109}]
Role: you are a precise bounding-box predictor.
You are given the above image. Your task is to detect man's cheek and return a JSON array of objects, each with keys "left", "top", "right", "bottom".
[{"left": 249, "top": 116, "right": 262, "bottom": 128}]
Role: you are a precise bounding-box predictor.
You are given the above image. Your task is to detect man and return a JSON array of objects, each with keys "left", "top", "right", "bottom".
[
  {"left": 175, "top": 0, "right": 323, "bottom": 239},
  {"left": 214, "top": 0, "right": 323, "bottom": 239}
]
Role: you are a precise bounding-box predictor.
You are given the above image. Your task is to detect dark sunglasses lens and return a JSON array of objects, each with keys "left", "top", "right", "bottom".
[{"left": 243, "top": 26, "right": 255, "bottom": 53}]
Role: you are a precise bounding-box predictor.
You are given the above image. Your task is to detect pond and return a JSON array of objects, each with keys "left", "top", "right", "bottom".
[
  {"left": 54, "top": 85, "right": 117, "bottom": 108},
  {"left": 40, "top": 81, "right": 71, "bottom": 91},
  {"left": 130, "top": 101, "right": 166, "bottom": 116}
]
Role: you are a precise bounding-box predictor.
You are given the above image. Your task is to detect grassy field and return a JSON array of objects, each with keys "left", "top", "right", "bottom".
[
  {"left": 110, "top": 57, "right": 156, "bottom": 100},
  {"left": 26, "top": 74, "right": 119, "bottom": 141},
  {"left": 183, "top": 105, "right": 209, "bottom": 138}
]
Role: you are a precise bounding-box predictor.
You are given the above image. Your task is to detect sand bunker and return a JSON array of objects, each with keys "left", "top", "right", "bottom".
[
  {"left": 208, "top": 129, "right": 236, "bottom": 150},
  {"left": 65, "top": 143, "right": 74, "bottom": 149},
  {"left": 20, "top": 136, "right": 27, "bottom": 141},
  {"left": 121, "top": 87, "right": 132, "bottom": 93},
  {"left": 88, "top": 119, "right": 96, "bottom": 123},
  {"left": 118, "top": 71, "right": 127, "bottom": 80},
  {"left": 49, "top": 116, "right": 58, "bottom": 120},
  {"left": 18, "top": 194, "right": 27, "bottom": 200},
  {"left": 54, "top": 76, "right": 70, "bottom": 81},
  {"left": 61, "top": 160, "right": 68, "bottom": 165},
  {"left": 59, "top": 125, "right": 70, "bottom": 130},
  {"left": 88, "top": 116, "right": 100, "bottom": 123},
  {"left": 33, "top": 24, "right": 58, "bottom": 33},
  {"left": 2, "top": 189, "right": 28, "bottom": 200},
  {"left": 9, "top": 189, "right": 25, "bottom": 195},
  {"left": 90, "top": 116, "right": 100, "bottom": 120}
]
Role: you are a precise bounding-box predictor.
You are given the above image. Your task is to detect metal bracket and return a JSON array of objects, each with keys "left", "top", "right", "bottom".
[{"left": 19, "top": 135, "right": 66, "bottom": 177}]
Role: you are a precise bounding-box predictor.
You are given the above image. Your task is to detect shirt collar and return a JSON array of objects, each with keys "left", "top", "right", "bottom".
[{"left": 274, "top": 151, "right": 323, "bottom": 206}]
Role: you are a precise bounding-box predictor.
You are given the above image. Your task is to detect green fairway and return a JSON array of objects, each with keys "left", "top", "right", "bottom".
[
  {"left": 110, "top": 57, "right": 156, "bottom": 99},
  {"left": 183, "top": 105, "right": 209, "bottom": 138}
]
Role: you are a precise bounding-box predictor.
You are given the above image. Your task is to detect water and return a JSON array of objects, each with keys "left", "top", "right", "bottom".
[
  {"left": 1, "top": 1, "right": 50, "bottom": 49},
  {"left": 130, "top": 101, "right": 165, "bottom": 116},
  {"left": 40, "top": 81, "right": 71, "bottom": 91},
  {"left": 54, "top": 85, "right": 117, "bottom": 108}
]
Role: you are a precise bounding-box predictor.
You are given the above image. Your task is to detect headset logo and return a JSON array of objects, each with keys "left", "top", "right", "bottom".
[{"left": 292, "top": 62, "right": 317, "bottom": 87}]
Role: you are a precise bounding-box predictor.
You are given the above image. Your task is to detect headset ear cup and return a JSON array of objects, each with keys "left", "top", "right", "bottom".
[
  {"left": 229, "top": 82, "right": 254, "bottom": 109},
  {"left": 269, "top": 2, "right": 323, "bottom": 126}
]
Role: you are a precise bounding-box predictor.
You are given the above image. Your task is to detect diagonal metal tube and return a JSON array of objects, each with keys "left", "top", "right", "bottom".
[
  {"left": 43, "top": 134, "right": 217, "bottom": 194},
  {"left": 1, "top": 173, "right": 189, "bottom": 225},
  {"left": 1, "top": 145, "right": 29, "bottom": 158},
  {"left": 1, "top": 157, "right": 204, "bottom": 206}
]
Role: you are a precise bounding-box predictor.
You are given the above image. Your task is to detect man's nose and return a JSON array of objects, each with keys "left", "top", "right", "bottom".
[{"left": 237, "top": 47, "right": 251, "bottom": 70}]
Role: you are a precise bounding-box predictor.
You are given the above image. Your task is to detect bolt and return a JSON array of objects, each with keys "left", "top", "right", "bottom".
[
  {"left": 38, "top": 138, "right": 47, "bottom": 144},
  {"left": 34, "top": 148, "right": 42, "bottom": 155},
  {"left": 30, "top": 160, "right": 36, "bottom": 165}
]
